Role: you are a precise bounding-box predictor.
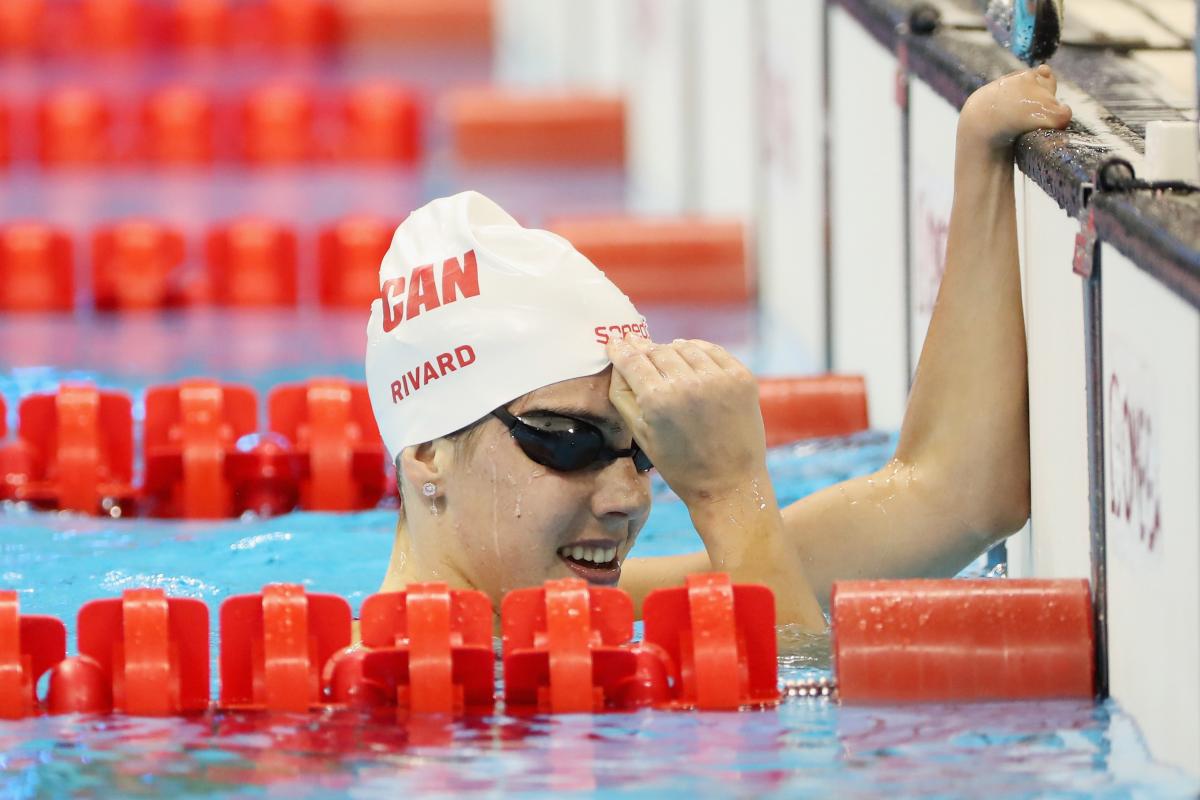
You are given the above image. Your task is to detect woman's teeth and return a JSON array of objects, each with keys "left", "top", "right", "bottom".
[{"left": 558, "top": 544, "right": 618, "bottom": 564}]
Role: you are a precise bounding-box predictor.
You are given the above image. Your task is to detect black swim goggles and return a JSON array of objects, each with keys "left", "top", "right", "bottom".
[{"left": 491, "top": 406, "right": 653, "bottom": 473}]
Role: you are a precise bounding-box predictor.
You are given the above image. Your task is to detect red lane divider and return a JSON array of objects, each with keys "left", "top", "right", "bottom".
[
  {"left": 5, "top": 82, "right": 421, "bottom": 170},
  {"left": 318, "top": 215, "right": 395, "bottom": 309},
  {"left": 46, "top": 588, "right": 209, "bottom": 715},
  {"left": 832, "top": 579, "right": 1095, "bottom": 703},
  {"left": 758, "top": 375, "right": 870, "bottom": 447},
  {"left": 219, "top": 584, "right": 351, "bottom": 712},
  {"left": 547, "top": 218, "right": 751, "bottom": 305},
  {"left": 268, "top": 379, "right": 387, "bottom": 512},
  {"left": 93, "top": 221, "right": 190, "bottom": 311},
  {"left": 448, "top": 90, "right": 625, "bottom": 166},
  {"left": 327, "top": 583, "right": 494, "bottom": 714},
  {"left": 0, "top": 222, "right": 74, "bottom": 312},
  {"left": 206, "top": 219, "right": 298, "bottom": 307},
  {"left": 0, "top": 576, "right": 1101, "bottom": 718},
  {"left": 4, "top": 384, "right": 136, "bottom": 515},
  {"left": 0, "top": 0, "right": 492, "bottom": 55},
  {"left": 643, "top": 573, "right": 780, "bottom": 710},
  {"left": 0, "top": 375, "right": 866, "bottom": 516},
  {"left": 0, "top": 590, "right": 66, "bottom": 719},
  {"left": 143, "top": 380, "right": 258, "bottom": 519}
]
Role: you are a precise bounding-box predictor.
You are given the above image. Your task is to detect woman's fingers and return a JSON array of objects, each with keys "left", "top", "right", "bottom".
[
  {"left": 1034, "top": 64, "right": 1057, "bottom": 93},
  {"left": 688, "top": 339, "right": 744, "bottom": 373},
  {"left": 672, "top": 339, "right": 723, "bottom": 373},
  {"left": 645, "top": 341, "right": 700, "bottom": 381},
  {"left": 607, "top": 337, "right": 664, "bottom": 396},
  {"left": 607, "top": 363, "right": 643, "bottom": 427}
]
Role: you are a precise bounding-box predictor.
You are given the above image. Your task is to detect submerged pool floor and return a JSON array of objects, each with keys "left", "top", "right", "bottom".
[{"left": 1, "top": 432, "right": 1197, "bottom": 798}]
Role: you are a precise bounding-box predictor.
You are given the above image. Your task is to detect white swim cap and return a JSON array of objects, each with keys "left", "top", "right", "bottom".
[{"left": 365, "top": 191, "right": 648, "bottom": 462}]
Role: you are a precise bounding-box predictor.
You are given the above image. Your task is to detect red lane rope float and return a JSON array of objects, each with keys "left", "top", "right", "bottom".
[
  {"left": 448, "top": 90, "right": 625, "bottom": 167},
  {"left": 0, "top": 375, "right": 865, "bottom": 516},
  {"left": 341, "top": 0, "right": 492, "bottom": 48},
  {"left": 219, "top": 584, "right": 352, "bottom": 712},
  {"left": 0, "top": 590, "right": 66, "bottom": 720},
  {"left": 170, "top": 0, "right": 232, "bottom": 51},
  {"left": 268, "top": 378, "right": 387, "bottom": 512},
  {"left": 240, "top": 85, "right": 317, "bottom": 165},
  {"left": 92, "top": 221, "right": 189, "bottom": 311},
  {"left": 502, "top": 578, "right": 661, "bottom": 714},
  {"left": 0, "top": 0, "right": 43, "bottom": 56},
  {"left": 327, "top": 583, "right": 494, "bottom": 714},
  {"left": 12, "top": 384, "right": 136, "bottom": 515},
  {"left": 338, "top": 83, "right": 420, "bottom": 164},
  {"left": 141, "top": 86, "right": 216, "bottom": 165},
  {"left": 79, "top": 0, "right": 145, "bottom": 53},
  {"left": 259, "top": 0, "right": 340, "bottom": 51},
  {"left": 317, "top": 216, "right": 395, "bottom": 309},
  {"left": 758, "top": 375, "right": 870, "bottom": 447},
  {"left": 37, "top": 87, "right": 113, "bottom": 167},
  {"left": 143, "top": 380, "right": 258, "bottom": 518},
  {"left": 546, "top": 218, "right": 751, "bottom": 305},
  {"left": 205, "top": 219, "right": 298, "bottom": 307},
  {"left": 642, "top": 573, "right": 780, "bottom": 710},
  {"left": 831, "top": 579, "right": 1095, "bottom": 703},
  {"left": 0, "top": 222, "right": 74, "bottom": 312},
  {"left": 46, "top": 588, "right": 209, "bottom": 715}
]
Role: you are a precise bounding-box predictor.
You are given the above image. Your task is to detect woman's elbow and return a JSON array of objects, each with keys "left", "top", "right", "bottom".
[{"left": 966, "top": 471, "right": 1031, "bottom": 542}]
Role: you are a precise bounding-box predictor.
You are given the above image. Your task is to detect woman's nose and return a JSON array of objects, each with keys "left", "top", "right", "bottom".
[{"left": 591, "top": 459, "right": 651, "bottom": 522}]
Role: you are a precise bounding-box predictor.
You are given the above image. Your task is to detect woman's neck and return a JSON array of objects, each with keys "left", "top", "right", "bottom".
[{"left": 380, "top": 519, "right": 475, "bottom": 594}]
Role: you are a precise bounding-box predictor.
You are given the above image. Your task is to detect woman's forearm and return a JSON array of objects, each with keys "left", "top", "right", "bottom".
[
  {"left": 686, "top": 467, "right": 827, "bottom": 629},
  {"left": 895, "top": 134, "right": 1030, "bottom": 536}
]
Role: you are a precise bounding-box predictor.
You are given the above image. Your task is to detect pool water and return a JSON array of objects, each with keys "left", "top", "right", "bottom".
[{"left": 1, "top": 423, "right": 1197, "bottom": 798}]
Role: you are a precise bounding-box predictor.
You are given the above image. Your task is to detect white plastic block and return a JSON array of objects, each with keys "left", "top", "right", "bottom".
[{"left": 1144, "top": 120, "right": 1200, "bottom": 184}]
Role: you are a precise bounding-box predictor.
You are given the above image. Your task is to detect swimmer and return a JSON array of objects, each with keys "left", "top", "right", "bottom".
[{"left": 369, "top": 66, "right": 1072, "bottom": 631}]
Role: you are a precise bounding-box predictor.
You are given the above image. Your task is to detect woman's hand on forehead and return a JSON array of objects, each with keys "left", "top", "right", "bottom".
[{"left": 605, "top": 337, "right": 764, "bottom": 505}]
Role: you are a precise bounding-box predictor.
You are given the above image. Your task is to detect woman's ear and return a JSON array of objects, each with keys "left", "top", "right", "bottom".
[{"left": 397, "top": 439, "right": 456, "bottom": 492}]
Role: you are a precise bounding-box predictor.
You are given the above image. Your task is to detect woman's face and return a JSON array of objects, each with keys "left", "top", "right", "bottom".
[{"left": 430, "top": 368, "right": 652, "bottom": 601}]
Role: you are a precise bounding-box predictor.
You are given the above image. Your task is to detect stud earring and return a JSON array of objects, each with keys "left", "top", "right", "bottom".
[{"left": 422, "top": 482, "right": 437, "bottom": 497}]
